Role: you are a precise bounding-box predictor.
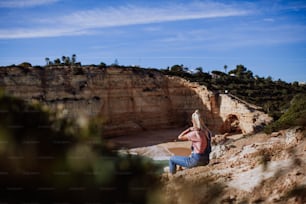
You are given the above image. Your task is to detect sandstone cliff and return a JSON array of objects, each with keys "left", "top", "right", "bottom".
[{"left": 0, "top": 66, "right": 272, "bottom": 136}]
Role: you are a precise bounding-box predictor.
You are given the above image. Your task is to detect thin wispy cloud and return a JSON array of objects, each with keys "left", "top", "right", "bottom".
[
  {"left": 158, "top": 22, "right": 306, "bottom": 52},
  {"left": 59, "top": 2, "right": 250, "bottom": 29},
  {"left": 0, "top": 27, "right": 89, "bottom": 39},
  {"left": 263, "top": 18, "right": 275, "bottom": 22},
  {"left": 0, "top": 0, "right": 59, "bottom": 8},
  {"left": 0, "top": 1, "right": 251, "bottom": 39}
]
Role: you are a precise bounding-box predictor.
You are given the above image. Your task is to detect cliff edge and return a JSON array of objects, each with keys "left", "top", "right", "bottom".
[{"left": 0, "top": 66, "right": 272, "bottom": 136}]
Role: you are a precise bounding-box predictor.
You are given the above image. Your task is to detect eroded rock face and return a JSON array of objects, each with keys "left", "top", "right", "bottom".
[
  {"left": 160, "top": 128, "right": 306, "bottom": 204},
  {"left": 0, "top": 66, "right": 272, "bottom": 136},
  {"left": 219, "top": 114, "right": 241, "bottom": 134},
  {"left": 217, "top": 94, "right": 272, "bottom": 134}
]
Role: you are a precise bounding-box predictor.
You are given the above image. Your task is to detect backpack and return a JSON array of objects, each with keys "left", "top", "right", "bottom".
[{"left": 205, "top": 131, "right": 212, "bottom": 155}]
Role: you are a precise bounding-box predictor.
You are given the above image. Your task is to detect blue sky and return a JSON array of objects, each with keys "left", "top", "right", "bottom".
[{"left": 0, "top": 0, "right": 305, "bottom": 82}]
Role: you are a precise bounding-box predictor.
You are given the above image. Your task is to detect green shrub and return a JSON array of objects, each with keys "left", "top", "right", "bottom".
[
  {"left": 162, "top": 65, "right": 306, "bottom": 121},
  {"left": 18, "top": 62, "right": 32, "bottom": 68},
  {"left": 265, "top": 94, "right": 306, "bottom": 133},
  {"left": 0, "top": 91, "right": 160, "bottom": 203}
]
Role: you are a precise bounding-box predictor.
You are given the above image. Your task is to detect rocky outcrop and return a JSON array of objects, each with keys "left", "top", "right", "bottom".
[
  {"left": 160, "top": 127, "right": 306, "bottom": 203},
  {"left": 0, "top": 66, "right": 272, "bottom": 136},
  {"left": 217, "top": 93, "right": 272, "bottom": 134}
]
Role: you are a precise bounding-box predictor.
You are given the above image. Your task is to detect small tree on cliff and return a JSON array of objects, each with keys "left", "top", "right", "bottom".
[
  {"left": 61, "top": 56, "right": 66, "bottom": 64},
  {"left": 72, "top": 54, "right": 76, "bottom": 65},
  {"left": 195, "top": 67, "right": 203, "bottom": 74},
  {"left": 224, "top": 65, "right": 228, "bottom": 74},
  {"left": 99, "top": 62, "right": 107, "bottom": 68},
  {"left": 18, "top": 62, "right": 32, "bottom": 68},
  {"left": 228, "top": 64, "right": 246, "bottom": 78},
  {"left": 170, "top": 64, "right": 184, "bottom": 73},
  {"left": 45, "top": 57, "right": 50, "bottom": 66},
  {"left": 228, "top": 65, "right": 253, "bottom": 80},
  {"left": 54, "top": 58, "right": 61, "bottom": 65},
  {"left": 65, "top": 56, "right": 71, "bottom": 65}
]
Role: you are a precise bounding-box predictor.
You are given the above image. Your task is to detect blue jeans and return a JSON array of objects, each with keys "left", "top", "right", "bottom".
[{"left": 169, "top": 153, "right": 209, "bottom": 174}]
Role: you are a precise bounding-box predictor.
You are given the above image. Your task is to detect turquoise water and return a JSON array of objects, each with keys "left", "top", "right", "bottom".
[{"left": 152, "top": 160, "right": 169, "bottom": 174}]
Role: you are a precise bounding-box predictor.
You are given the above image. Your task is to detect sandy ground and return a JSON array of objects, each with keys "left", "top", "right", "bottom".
[
  {"left": 110, "top": 127, "right": 306, "bottom": 203},
  {"left": 161, "top": 129, "right": 306, "bottom": 203},
  {"left": 108, "top": 128, "right": 184, "bottom": 148}
]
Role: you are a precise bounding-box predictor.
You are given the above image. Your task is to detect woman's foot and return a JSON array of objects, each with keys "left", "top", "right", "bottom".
[{"left": 163, "top": 166, "right": 170, "bottom": 173}]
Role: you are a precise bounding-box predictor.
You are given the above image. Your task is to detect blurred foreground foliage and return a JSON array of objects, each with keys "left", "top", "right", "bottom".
[
  {"left": 265, "top": 94, "right": 306, "bottom": 133},
  {"left": 0, "top": 91, "right": 161, "bottom": 203}
]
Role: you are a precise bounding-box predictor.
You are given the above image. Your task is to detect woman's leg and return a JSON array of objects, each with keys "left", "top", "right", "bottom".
[{"left": 169, "top": 155, "right": 191, "bottom": 174}]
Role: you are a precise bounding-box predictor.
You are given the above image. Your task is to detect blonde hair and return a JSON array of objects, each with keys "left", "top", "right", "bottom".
[{"left": 192, "top": 109, "right": 209, "bottom": 131}]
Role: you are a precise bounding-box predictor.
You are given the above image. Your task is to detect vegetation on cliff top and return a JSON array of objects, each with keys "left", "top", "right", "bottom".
[
  {"left": 162, "top": 64, "right": 306, "bottom": 133},
  {"left": 2, "top": 56, "right": 306, "bottom": 123},
  {"left": 162, "top": 64, "right": 306, "bottom": 121},
  {"left": 265, "top": 94, "right": 306, "bottom": 133}
]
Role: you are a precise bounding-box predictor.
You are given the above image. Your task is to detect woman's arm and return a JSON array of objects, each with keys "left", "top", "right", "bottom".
[{"left": 178, "top": 127, "right": 193, "bottom": 140}]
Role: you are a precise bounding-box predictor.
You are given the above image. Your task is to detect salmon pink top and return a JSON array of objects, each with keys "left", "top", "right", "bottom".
[{"left": 186, "top": 130, "right": 208, "bottom": 154}]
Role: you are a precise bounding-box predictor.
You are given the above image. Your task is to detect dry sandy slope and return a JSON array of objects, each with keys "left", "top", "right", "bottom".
[
  {"left": 115, "top": 128, "right": 305, "bottom": 203},
  {"left": 111, "top": 127, "right": 306, "bottom": 203},
  {"left": 159, "top": 128, "right": 306, "bottom": 204}
]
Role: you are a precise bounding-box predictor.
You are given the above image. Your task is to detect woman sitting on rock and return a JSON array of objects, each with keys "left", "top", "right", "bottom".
[{"left": 168, "top": 110, "right": 212, "bottom": 174}]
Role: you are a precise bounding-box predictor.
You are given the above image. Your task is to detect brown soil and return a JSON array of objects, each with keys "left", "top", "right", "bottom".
[
  {"left": 110, "top": 127, "right": 306, "bottom": 203},
  {"left": 160, "top": 129, "right": 306, "bottom": 204}
]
